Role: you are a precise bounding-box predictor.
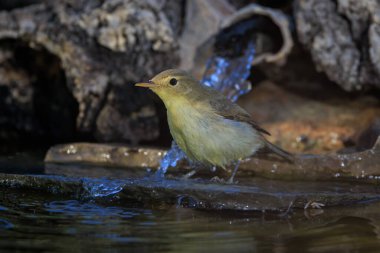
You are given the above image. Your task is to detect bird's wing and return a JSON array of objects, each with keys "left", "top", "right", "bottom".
[{"left": 208, "top": 95, "right": 270, "bottom": 136}]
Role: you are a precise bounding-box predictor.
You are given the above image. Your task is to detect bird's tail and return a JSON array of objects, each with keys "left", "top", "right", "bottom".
[{"left": 264, "top": 140, "right": 295, "bottom": 163}]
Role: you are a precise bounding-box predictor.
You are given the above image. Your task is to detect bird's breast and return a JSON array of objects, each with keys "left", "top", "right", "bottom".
[{"left": 166, "top": 102, "right": 264, "bottom": 167}]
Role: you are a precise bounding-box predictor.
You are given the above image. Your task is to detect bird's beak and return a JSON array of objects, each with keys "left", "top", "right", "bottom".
[{"left": 135, "top": 80, "right": 158, "bottom": 88}]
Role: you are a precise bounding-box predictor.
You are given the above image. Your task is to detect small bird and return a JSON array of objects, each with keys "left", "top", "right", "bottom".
[{"left": 136, "top": 69, "right": 293, "bottom": 182}]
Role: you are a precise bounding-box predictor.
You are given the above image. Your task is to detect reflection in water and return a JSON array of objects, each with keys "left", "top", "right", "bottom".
[
  {"left": 281, "top": 217, "right": 380, "bottom": 253},
  {"left": 1, "top": 188, "right": 380, "bottom": 252}
]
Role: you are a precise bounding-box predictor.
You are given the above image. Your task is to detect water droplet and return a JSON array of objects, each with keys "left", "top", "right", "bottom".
[
  {"left": 101, "top": 153, "right": 110, "bottom": 160},
  {"left": 82, "top": 178, "right": 125, "bottom": 198},
  {"left": 66, "top": 145, "right": 77, "bottom": 155},
  {"left": 271, "top": 164, "right": 278, "bottom": 173}
]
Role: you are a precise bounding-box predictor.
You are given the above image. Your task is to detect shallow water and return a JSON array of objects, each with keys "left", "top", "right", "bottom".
[
  {"left": 2, "top": 187, "right": 380, "bottom": 252},
  {"left": 1, "top": 152, "right": 380, "bottom": 252}
]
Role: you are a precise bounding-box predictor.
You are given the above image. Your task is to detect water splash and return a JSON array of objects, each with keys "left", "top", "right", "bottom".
[
  {"left": 82, "top": 178, "right": 126, "bottom": 198},
  {"left": 156, "top": 43, "right": 256, "bottom": 176},
  {"left": 155, "top": 142, "right": 185, "bottom": 178},
  {"left": 202, "top": 42, "right": 255, "bottom": 102}
]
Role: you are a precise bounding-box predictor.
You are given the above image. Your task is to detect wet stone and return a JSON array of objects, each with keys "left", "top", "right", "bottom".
[
  {"left": 45, "top": 137, "right": 380, "bottom": 184},
  {"left": 1, "top": 160, "right": 380, "bottom": 211}
]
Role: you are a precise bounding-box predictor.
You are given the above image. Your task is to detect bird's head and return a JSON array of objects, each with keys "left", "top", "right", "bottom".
[{"left": 135, "top": 69, "right": 202, "bottom": 105}]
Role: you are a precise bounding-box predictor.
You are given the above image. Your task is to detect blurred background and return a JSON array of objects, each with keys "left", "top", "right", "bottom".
[{"left": 0, "top": 0, "right": 379, "bottom": 155}]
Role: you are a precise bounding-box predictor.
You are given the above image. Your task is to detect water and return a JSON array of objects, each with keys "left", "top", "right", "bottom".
[
  {"left": 82, "top": 178, "right": 126, "bottom": 198},
  {"left": 157, "top": 43, "right": 255, "bottom": 176},
  {"left": 201, "top": 42, "right": 255, "bottom": 102},
  {"left": 2, "top": 186, "right": 380, "bottom": 252},
  {"left": 2, "top": 151, "right": 380, "bottom": 252}
]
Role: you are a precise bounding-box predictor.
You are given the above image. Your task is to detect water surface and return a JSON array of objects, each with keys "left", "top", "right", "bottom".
[
  {"left": 1, "top": 186, "right": 380, "bottom": 253},
  {"left": 1, "top": 152, "right": 380, "bottom": 252}
]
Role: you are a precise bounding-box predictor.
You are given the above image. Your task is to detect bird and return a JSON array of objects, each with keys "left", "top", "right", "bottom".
[{"left": 136, "top": 69, "right": 293, "bottom": 182}]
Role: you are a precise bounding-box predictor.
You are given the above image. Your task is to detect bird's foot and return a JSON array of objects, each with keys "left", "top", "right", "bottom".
[
  {"left": 210, "top": 176, "right": 238, "bottom": 184},
  {"left": 210, "top": 176, "right": 225, "bottom": 183},
  {"left": 226, "top": 176, "right": 238, "bottom": 184},
  {"left": 226, "top": 160, "right": 241, "bottom": 184},
  {"left": 181, "top": 170, "right": 197, "bottom": 180}
]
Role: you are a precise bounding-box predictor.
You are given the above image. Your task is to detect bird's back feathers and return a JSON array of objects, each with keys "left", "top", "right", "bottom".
[{"left": 198, "top": 86, "right": 271, "bottom": 136}]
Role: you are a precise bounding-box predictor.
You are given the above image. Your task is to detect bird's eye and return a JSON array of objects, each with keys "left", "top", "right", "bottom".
[{"left": 169, "top": 78, "right": 178, "bottom": 86}]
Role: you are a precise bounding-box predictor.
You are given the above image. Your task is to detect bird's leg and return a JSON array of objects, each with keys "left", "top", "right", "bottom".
[
  {"left": 181, "top": 170, "right": 197, "bottom": 179},
  {"left": 227, "top": 160, "right": 241, "bottom": 184}
]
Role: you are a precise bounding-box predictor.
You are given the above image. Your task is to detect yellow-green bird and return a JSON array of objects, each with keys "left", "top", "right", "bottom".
[{"left": 136, "top": 69, "right": 293, "bottom": 181}]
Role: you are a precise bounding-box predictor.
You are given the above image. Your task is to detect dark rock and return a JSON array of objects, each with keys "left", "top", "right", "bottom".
[
  {"left": 190, "top": 3, "right": 293, "bottom": 78},
  {"left": 355, "top": 118, "right": 380, "bottom": 150},
  {"left": 228, "top": 0, "right": 294, "bottom": 10},
  {"left": 0, "top": 40, "right": 78, "bottom": 143},
  {"left": 0, "top": 0, "right": 41, "bottom": 10}
]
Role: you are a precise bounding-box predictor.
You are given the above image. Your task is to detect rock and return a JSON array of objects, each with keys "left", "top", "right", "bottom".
[
  {"left": 1, "top": 171, "right": 380, "bottom": 211},
  {"left": 0, "top": 41, "right": 78, "bottom": 142},
  {"left": 238, "top": 81, "right": 380, "bottom": 153},
  {"left": 190, "top": 3, "right": 293, "bottom": 78},
  {"left": 0, "top": 0, "right": 180, "bottom": 143},
  {"left": 0, "top": 0, "right": 40, "bottom": 10},
  {"left": 45, "top": 142, "right": 166, "bottom": 168},
  {"left": 44, "top": 136, "right": 380, "bottom": 184},
  {"left": 0, "top": 46, "right": 34, "bottom": 139},
  {"left": 179, "top": 0, "right": 235, "bottom": 71},
  {"left": 294, "top": 0, "right": 380, "bottom": 91},
  {"left": 220, "top": 3, "right": 293, "bottom": 66},
  {"left": 355, "top": 118, "right": 380, "bottom": 150}
]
